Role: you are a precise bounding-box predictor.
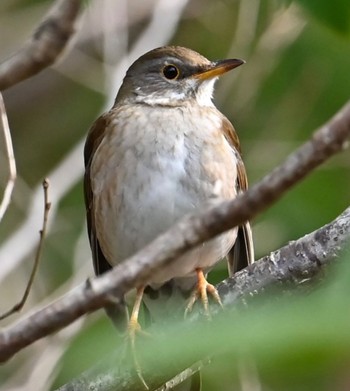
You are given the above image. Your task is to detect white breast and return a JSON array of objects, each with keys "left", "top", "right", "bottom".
[{"left": 90, "top": 103, "right": 238, "bottom": 284}]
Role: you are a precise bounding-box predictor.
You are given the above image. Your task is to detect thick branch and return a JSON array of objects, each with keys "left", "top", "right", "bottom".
[
  {"left": 56, "top": 207, "right": 350, "bottom": 391},
  {"left": 0, "top": 101, "right": 349, "bottom": 362},
  {"left": 218, "top": 206, "right": 350, "bottom": 306},
  {"left": 0, "top": 0, "right": 82, "bottom": 90}
]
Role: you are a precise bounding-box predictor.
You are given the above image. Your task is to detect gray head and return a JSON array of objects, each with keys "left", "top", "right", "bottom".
[{"left": 115, "top": 46, "right": 244, "bottom": 107}]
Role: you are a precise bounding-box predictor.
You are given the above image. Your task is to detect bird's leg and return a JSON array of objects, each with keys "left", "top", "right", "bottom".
[
  {"left": 126, "top": 285, "right": 149, "bottom": 390},
  {"left": 128, "top": 286, "right": 144, "bottom": 337},
  {"left": 185, "top": 268, "right": 223, "bottom": 318}
]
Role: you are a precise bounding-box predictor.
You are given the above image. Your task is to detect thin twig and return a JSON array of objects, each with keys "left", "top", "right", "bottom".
[
  {"left": 0, "top": 0, "right": 82, "bottom": 91},
  {"left": 0, "top": 179, "right": 51, "bottom": 320},
  {"left": 155, "top": 361, "right": 204, "bottom": 391},
  {"left": 0, "top": 92, "right": 16, "bottom": 222},
  {"left": 0, "top": 101, "right": 349, "bottom": 363}
]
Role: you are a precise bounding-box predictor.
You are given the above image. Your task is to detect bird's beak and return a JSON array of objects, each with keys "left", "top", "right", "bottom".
[{"left": 193, "top": 58, "right": 245, "bottom": 80}]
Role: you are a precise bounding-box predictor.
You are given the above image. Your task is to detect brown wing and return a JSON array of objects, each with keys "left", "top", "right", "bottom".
[
  {"left": 84, "top": 113, "right": 113, "bottom": 276},
  {"left": 84, "top": 112, "right": 130, "bottom": 331},
  {"left": 221, "top": 116, "right": 254, "bottom": 275}
]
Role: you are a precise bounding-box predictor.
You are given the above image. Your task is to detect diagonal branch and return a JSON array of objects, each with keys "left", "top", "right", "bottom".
[
  {"left": 0, "top": 100, "right": 349, "bottom": 363},
  {"left": 56, "top": 206, "right": 350, "bottom": 391},
  {"left": 218, "top": 206, "right": 350, "bottom": 306},
  {"left": 0, "top": 0, "right": 82, "bottom": 91}
]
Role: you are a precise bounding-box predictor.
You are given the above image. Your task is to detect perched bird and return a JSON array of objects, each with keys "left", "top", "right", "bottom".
[{"left": 84, "top": 45, "right": 254, "bottom": 365}]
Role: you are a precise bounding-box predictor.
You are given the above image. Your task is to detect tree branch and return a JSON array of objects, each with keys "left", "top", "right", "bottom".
[
  {"left": 218, "top": 206, "right": 350, "bottom": 307},
  {"left": 0, "top": 100, "right": 349, "bottom": 363},
  {"left": 56, "top": 206, "right": 350, "bottom": 391},
  {"left": 0, "top": 0, "right": 82, "bottom": 91}
]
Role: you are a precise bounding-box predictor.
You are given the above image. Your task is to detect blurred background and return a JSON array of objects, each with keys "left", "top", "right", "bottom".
[{"left": 0, "top": 0, "right": 349, "bottom": 390}]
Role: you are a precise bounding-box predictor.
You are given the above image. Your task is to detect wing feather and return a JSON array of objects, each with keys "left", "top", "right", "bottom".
[
  {"left": 84, "top": 113, "right": 112, "bottom": 276},
  {"left": 84, "top": 112, "right": 129, "bottom": 331},
  {"left": 221, "top": 116, "right": 254, "bottom": 274}
]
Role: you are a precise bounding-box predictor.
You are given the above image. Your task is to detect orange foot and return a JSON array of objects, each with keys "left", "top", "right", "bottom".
[
  {"left": 185, "top": 268, "right": 223, "bottom": 318},
  {"left": 126, "top": 286, "right": 150, "bottom": 390}
]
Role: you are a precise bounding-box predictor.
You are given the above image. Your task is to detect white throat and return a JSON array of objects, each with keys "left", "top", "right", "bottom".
[
  {"left": 134, "top": 78, "right": 217, "bottom": 107},
  {"left": 195, "top": 78, "right": 217, "bottom": 107}
]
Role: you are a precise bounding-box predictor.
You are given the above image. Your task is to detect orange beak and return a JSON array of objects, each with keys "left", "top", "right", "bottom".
[{"left": 193, "top": 58, "right": 245, "bottom": 80}]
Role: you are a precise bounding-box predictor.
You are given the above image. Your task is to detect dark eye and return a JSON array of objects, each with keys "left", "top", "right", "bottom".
[{"left": 162, "top": 64, "right": 179, "bottom": 80}]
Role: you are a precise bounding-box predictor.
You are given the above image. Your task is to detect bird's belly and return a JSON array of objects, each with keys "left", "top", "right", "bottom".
[
  {"left": 91, "top": 106, "right": 238, "bottom": 284},
  {"left": 98, "top": 161, "right": 236, "bottom": 282}
]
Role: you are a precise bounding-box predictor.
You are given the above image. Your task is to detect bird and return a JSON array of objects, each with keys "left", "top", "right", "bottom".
[{"left": 84, "top": 45, "right": 254, "bottom": 386}]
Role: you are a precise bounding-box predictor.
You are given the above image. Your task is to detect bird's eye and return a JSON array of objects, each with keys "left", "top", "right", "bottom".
[{"left": 162, "top": 64, "right": 179, "bottom": 80}]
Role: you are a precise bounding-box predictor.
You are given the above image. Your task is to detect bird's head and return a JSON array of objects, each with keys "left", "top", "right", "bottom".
[{"left": 116, "top": 46, "right": 245, "bottom": 107}]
